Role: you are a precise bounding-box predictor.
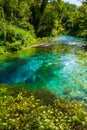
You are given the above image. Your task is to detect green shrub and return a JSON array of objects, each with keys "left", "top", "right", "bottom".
[
  {"left": 0, "top": 21, "right": 36, "bottom": 52},
  {"left": 6, "top": 27, "right": 16, "bottom": 42}
]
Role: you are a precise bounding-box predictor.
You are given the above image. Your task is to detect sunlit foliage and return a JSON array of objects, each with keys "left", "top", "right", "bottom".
[{"left": 0, "top": 85, "right": 87, "bottom": 130}]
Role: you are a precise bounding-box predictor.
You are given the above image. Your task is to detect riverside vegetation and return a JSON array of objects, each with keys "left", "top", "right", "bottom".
[
  {"left": 0, "top": 0, "right": 87, "bottom": 52},
  {"left": 0, "top": 0, "right": 87, "bottom": 130},
  {"left": 0, "top": 85, "right": 87, "bottom": 130}
]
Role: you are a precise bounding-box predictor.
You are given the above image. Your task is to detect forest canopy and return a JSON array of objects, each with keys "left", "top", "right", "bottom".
[{"left": 0, "top": 0, "right": 87, "bottom": 52}]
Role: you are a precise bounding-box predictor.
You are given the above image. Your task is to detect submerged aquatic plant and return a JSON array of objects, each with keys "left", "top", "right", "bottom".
[{"left": 0, "top": 85, "right": 87, "bottom": 130}]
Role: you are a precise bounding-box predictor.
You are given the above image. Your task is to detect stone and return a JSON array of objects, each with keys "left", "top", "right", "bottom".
[{"left": 81, "top": 44, "right": 87, "bottom": 51}]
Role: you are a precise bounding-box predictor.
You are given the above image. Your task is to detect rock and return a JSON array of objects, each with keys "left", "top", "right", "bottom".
[
  {"left": 30, "top": 42, "right": 54, "bottom": 48},
  {"left": 81, "top": 44, "right": 87, "bottom": 51},
  {"left": 63, "top": 89, "right": 72, "bottom": 95}
]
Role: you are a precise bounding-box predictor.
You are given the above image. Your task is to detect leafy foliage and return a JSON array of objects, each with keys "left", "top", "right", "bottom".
[
  {"left": 0, "top": 85, "right": 87, "bottom": 130},
  {"left": 0, "top": 22, "right": 35, "bottom": 52},
  {"left": 0, "top": 0, "right": 87, "bottom": 53}
]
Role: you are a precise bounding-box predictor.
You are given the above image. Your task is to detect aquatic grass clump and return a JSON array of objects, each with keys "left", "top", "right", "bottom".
[{"left": 0, "top": 85, "right": 87, "bottom": 130}]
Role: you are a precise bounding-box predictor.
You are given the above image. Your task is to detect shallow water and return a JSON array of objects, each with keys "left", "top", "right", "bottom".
[{"left": 0, "top": 35, "right": 87, "bottom": 102}]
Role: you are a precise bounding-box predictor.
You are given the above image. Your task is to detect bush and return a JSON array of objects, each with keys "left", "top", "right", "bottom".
[
  {"left": 6, "top": 27, "right": 16, "bottom": 42},
  {"left": 0, "top": 21, "right": 36, "bottom": 52}
]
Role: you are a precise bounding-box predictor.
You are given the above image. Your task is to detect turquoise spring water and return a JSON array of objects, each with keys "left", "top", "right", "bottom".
[{"left": 0, "top": 35, "right": 87, "bottom": 102}]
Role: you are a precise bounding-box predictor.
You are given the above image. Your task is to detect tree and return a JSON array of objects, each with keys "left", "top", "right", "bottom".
[
  {"left": 17, "top": 1, "right": 31, "bottom": 22},
  {"left": 77, "top": 3, "right": 87, "bottom": 38},
  {"left": 3, "top": 0, "right": 18, "bottom": 20},
  {"left": 61, "top": 3, "right": 78, "bottom": 35},
  {"left": 37, "top": 3, "right": 63, "bottom": 37}
]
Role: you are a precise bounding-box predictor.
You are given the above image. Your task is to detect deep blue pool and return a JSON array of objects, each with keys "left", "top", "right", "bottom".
[{"left": 0, "top": 35, "right": 87, "bottom": 102}]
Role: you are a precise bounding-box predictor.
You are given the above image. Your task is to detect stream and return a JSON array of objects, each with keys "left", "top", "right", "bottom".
[{"left": 0, "top": 35, "right": 87, "bottom": 103}]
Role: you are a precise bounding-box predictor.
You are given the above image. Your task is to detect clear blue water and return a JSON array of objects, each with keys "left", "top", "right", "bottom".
[
  {"left": 0, "top": 35, "right": 87, "bottom": 102},
  {"left": 53, "top": 35, "right": 85, "bottom": 45}
]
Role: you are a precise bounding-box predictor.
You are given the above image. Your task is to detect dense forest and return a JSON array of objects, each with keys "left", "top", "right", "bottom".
[{"left": 0, "top": 0, "right": 87, "bottom": 52}]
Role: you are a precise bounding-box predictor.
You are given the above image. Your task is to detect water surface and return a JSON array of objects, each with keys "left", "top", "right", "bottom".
[{"left": 0, "top": 35, "right": 87, "bottom": 102}]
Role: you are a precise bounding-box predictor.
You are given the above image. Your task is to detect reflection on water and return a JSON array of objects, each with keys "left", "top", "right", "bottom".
[{"left": 0, "top": 35, "right": 87, "bottom": 103}]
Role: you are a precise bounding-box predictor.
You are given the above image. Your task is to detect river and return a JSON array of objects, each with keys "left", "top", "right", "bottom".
[{"left": 0, "top": 35, "right": 87, "bottom": 103}]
